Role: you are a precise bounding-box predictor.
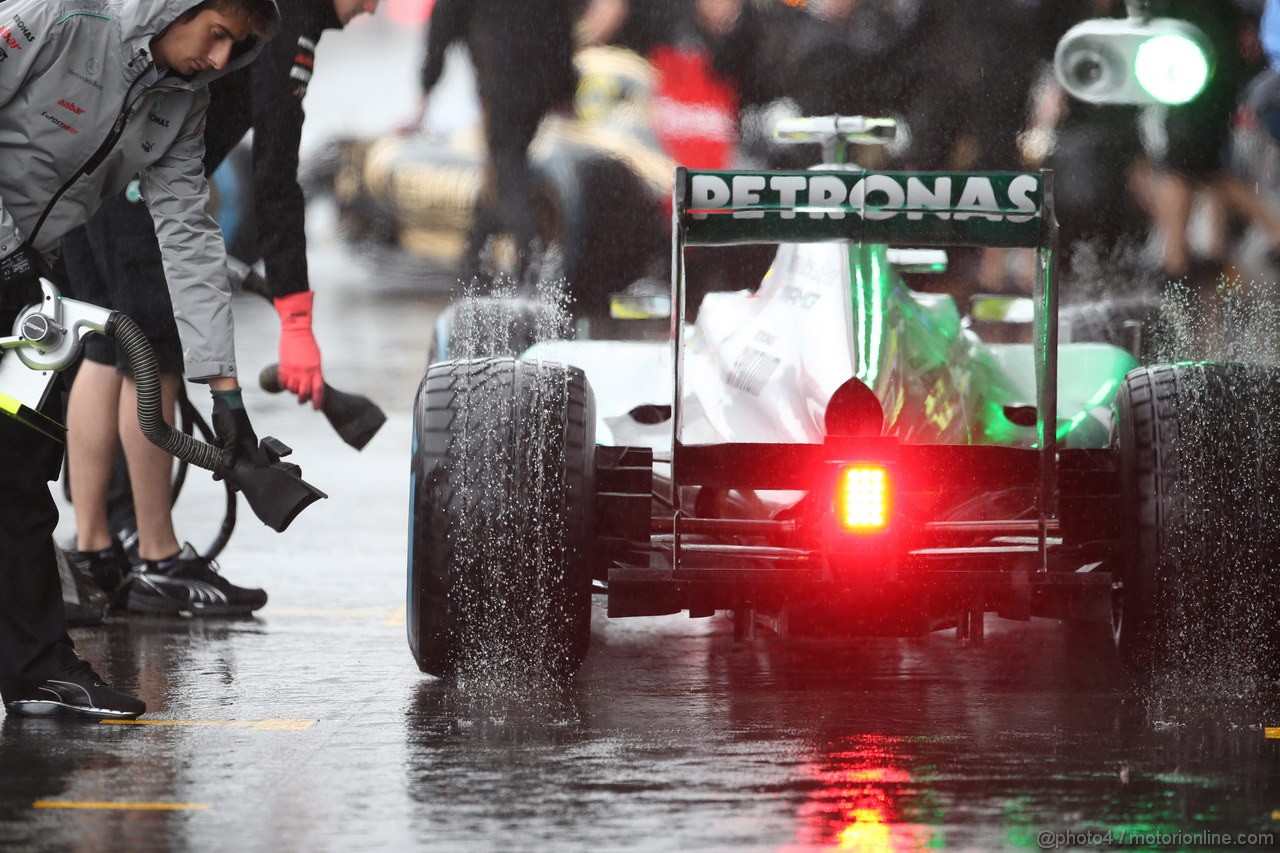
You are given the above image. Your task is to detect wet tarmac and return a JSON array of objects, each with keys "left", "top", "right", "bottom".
[
  {"left": 4, "top": 14, "right": 1280, "bottom": 853},
  {"left": 5, "top": 568, "right": 1280, "bottom": 851},
  {"left": 0, "top": 198, "right": 1276, "bottom": 849}
]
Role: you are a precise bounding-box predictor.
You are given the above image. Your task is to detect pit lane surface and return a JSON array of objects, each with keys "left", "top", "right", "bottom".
[
  {"left": 3, "top": 15, "right": 1280, "bottom": 853},
  {"left": 3, "top": 208, "right": 1278, "bottom": 853}
]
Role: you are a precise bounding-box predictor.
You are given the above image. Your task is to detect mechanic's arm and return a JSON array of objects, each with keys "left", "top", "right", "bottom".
[
  {"left": 421, "top": 0, "right": 469, "bottom": 94},
  {"left": 0, "top": 0, "right": 62, "bottom": 268},
  {"left": 246, "top": 25, "right": 325, "bottom": 408},
  {"left": 139, "top": 91, "right": 239, "bottom": 388},
  {"left": 139, "top": 100, "right": 269, "bottom": 463},
  {"left": 404, "top": 0, "right": 470, "bottom": 130}
]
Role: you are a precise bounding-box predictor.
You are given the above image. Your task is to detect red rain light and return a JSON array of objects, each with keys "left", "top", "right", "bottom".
[{"left": 836, "top": 465, "right": 889, "bottom": 532}]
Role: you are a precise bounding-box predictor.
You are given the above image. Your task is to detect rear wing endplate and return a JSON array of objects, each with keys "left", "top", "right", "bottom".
[{"left": 669, "top": 166, "right": 1061, "bottom": 567}]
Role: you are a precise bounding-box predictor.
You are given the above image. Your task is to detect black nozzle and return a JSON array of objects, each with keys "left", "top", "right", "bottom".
[
  {"left": 220, "top": 436, "right": 327, "bottom": 533},
  {"left": 259, "top": 364, "right": 387, "bottom": 450},
  {"left": 107, "top": 312, "right": 325, "bottom": 532}
]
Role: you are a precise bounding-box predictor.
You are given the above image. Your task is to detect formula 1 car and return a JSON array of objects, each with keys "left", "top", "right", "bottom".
[{"left": 407, "top": 117, "right": 1280, "bottom": 684}]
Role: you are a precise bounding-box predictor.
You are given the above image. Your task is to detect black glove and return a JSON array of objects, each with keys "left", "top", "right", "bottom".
[
  {"left": 0, "top": 242, "right": 50, "bottom": 308},
  {"left": 211, "top": 389, "right": 265, "bottom": 477}
]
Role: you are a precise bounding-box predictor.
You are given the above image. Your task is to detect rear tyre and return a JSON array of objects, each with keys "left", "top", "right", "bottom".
[
  {"left": 408, "top": 357, "right": 596, "bottom": 681},
  {"left": 1112, "top": 363, "right": 1280, "bottom": 681}
]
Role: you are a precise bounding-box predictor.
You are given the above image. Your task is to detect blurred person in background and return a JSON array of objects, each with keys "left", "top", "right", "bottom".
[
  {"left": 1245, "top": 0, "right": 1280, "bottom": 141},
  {"left": 61, "top": 0, "right": 382, "bottom": 621},
  {"left": 784, "top": 1, "right": 1061, "bottom": 294},
  {"left": 406, "top": 0, "right": 579, "bottom": 282},
  {"left": 1144, "top": 0, "right": 1280, "bottom": 284},
  {"left": 582, "top": 0, "right": 803, "bottom": 302},
  {"left": 1027, "top": 0, "right": 1152, "bottom": 286},
  {"left": 593, "top": 0, "right": 801, "bottom": 168}
]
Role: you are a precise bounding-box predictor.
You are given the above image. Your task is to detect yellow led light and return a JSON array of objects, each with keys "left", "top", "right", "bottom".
[{"left": 837, "top": 465, "right": 889, "bottom": 531}]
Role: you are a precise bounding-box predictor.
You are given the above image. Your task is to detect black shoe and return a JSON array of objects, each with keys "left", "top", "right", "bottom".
[
  {"left": 68, "top": 541, "right": 132, "bottom": 609},
  {"left": 126, "top": 543, "right": 267, "bottom": 617},
  {"left": 56, "top": 545, "right": 109, "bottom": 628},
  {"left": 5, "top": 657, "right": 145, "bottom": 719}
]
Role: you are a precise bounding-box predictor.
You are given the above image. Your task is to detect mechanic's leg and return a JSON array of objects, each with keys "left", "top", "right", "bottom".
[
  {"left": 1211, "top": 173, "right": 1280, "bottom": 252},
  {"left": 118, "top": 373, "right": 181, "bottom": 562},
  {"left": 490, "top": 140, "right": 538, "bottom": 253},
  {"left": 66, "top": 361, "right": 124, "bottom": 554},
  {"left": 462, "top": 169, "right": 505, "bottom": 283},
  {"left": 484, "top": 105, "right": 543, "bottom": 284},
  {"left": 1152, "top": 171, "right": 1196, "bottom": 280},
  {"left": 1127, "top": 157, "right": 1158, "bottom": 221},
  {"left": 0, "top": 379, "right": 80, "bottom": 704}
]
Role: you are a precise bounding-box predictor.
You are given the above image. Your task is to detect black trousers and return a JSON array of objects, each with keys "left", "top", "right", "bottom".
[{"left": 0, "top": 314, "right": 77, "bottom": 703}]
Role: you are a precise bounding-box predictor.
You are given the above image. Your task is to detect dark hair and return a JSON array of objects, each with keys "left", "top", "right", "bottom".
[{"left": 184, "top": 0, "right": 279, "bottom": 40}]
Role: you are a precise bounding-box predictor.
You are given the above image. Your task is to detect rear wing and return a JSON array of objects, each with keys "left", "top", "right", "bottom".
[{"left": 669, "top": 165, "right": 1061, "bottom": 555}]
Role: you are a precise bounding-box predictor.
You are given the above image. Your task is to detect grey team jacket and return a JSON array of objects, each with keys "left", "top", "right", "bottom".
[{"left": 0, "top": 0, "right": 277, "bottom": 380}]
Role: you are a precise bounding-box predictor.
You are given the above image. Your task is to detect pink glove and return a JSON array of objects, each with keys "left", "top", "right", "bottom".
[{"left": 274, "top": 291, "right": 325, "bottom": 409}]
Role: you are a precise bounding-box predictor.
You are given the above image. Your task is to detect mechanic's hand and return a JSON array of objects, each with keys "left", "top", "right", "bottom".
[
  {"left": 394, "top": 95, "right": 428, "bottom": 136},
  {"left": 211, "top": 389, "right": 265, "bottom": 478},
  {"left": 0, "top": 242, "right": 51, "bottom": 299},
  {"left": 274, "top": 290, "right": 325, "bottom": 409}
]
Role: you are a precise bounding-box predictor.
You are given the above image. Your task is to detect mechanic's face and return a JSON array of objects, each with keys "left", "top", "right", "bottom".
[
  {"left": 332, "top": 0, "right": 380, "bottom": 26},
  {"left": 151, "top": 9, "right": 252, "bottom": 76}
]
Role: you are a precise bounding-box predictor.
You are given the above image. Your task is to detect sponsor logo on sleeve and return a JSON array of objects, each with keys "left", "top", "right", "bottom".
[
  {"left": 147, "top": 97, "right": 170, "bottom": 127},
  {"left": 288, "top": 35, "right": 316, "bottom": 99}
]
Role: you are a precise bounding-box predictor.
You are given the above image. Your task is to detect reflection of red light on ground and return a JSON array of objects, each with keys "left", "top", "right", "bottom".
[
  {"left": 386, "top": 0, "right": 433, "bottom": 26},
  {"left": 781, "top": 741, "right": 936, "bottom": 852},
  {"left": 836, "top": 808, "right": 891, "bottom": 851}
]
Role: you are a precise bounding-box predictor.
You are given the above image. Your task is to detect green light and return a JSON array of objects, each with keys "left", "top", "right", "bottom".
[{"left": 1134, "top": 33, "right": 1209, "bottom": 105}]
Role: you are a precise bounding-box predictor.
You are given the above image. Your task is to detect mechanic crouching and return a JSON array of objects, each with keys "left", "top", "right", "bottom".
[{"left": 0, "top": 0, "right": 279, "bottom": 720}]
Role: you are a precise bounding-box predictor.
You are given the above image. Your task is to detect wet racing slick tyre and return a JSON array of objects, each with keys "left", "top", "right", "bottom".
[
  {"left": 427, "top": 297, "right": 569, "bottom": 365},
  {"left": 408, "top": 357, "right": 596, "bottom": 681},
  {"left": 1112, "top": 363, "right": 1280, "bottom": 682}
]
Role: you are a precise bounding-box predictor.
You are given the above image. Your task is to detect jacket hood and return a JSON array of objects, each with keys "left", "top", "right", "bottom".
[{"left": 115, "top": 0, "right": 279, "bottom": 85}]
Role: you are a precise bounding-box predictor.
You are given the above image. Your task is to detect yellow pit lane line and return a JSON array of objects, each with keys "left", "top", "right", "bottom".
[
  {"left": 33, "top": 801, "right": 209, "bottom": 811},
  {"left": 100, "top": 719, "right": 317, "bottom": 731}
]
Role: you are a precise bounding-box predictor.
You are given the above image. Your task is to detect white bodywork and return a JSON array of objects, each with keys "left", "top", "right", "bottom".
[{"left": 529, "top": 241, "right": 1134, "bottom": 458}]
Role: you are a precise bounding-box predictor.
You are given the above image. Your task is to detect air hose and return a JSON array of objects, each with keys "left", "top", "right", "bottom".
[
  {"left": 104, "top": 311, "right": 225, "bottom": 474},
  {"left": 102, "top": 310, "right": 326, "bottom": 533},
  {"left": 4, "top": 284, "right": 323, "bottom": 533}
]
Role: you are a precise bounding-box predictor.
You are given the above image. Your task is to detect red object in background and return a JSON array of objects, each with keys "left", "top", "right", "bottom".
[
  {"left": 648, "top": 45, "right": 740, "bottom": 170},
  {"left": 386, "top": 0, "right": 433, "bottom": 26}
]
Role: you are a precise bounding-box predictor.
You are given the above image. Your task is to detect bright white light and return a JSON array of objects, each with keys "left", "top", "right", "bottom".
[{"left": 1135, "top": 33, "right": 1210, "bottom": 105}]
